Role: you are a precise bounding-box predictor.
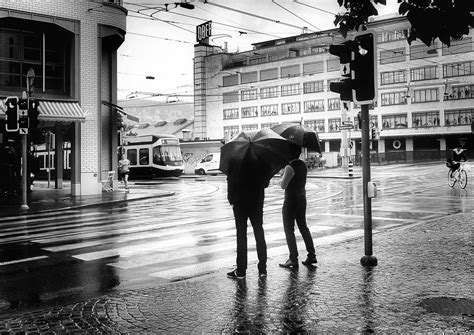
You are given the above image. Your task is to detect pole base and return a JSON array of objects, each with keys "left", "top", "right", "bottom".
[{"left": 360, "top": 255, "right": 378, "bottom": 267}]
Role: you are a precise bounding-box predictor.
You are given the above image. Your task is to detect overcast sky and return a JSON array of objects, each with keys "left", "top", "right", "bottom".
[{"left": 117, "top": 0, "right": 399, "bottom": 101}]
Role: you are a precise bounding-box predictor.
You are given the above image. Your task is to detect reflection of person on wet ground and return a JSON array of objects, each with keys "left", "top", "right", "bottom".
[
  {"left": 226, "top": 155, "right": 269, "bottom": 279},
  {"left": 279, "top": 147, "right": 317, "bottom": 269}
]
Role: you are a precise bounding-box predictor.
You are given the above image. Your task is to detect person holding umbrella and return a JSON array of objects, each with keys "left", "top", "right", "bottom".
[
  {"left": 271, "top": 123, "right": 320, "bottom": 268},
  {"left": 220, "top": 128, "right": 301, "bottom": 279}
]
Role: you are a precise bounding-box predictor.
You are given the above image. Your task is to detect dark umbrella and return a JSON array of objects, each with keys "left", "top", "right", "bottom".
[
  {"left": 271, "top": 123, "right": 321, "bottom": 153},
  {"left": 219, "top": 128, "right": 300, "bottom": 184}
]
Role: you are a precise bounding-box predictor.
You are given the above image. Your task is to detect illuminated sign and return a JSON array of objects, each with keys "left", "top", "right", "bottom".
[{"left": 196, "top": 20, "right": 212, "bottom": 44}]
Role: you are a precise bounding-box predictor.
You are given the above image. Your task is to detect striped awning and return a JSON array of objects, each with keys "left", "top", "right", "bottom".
[{"left": 0, "top": 99, "right": 86, "bottom": 122}]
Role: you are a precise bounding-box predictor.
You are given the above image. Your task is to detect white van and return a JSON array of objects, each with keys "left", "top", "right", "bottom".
[{"left": 194, "top": 152, "right": 221, "bottom": 175}]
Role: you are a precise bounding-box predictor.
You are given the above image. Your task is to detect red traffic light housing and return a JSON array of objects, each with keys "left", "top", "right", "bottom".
[
  {"left": 5, "top": 96, "right": 19, "bottom": 132},
  {"left": 329, "top": 41, "right": 355, "bottom": 102}
]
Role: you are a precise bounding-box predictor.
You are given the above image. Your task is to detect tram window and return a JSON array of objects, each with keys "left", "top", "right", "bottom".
[
  {"left": 127, "top": 149, "right": 137, "bottom": 165},
  {"left": 39, "top": 156, "right": 45, "bottom": 169},
  {"left": 161, "top": 146, "right": 182, "bottom": 162},
  {"left": 153, "top": 146, "right": 161, "bottom": 164},
  {"left": 139, "top": 148, "right": 149, "bottom": 165}
]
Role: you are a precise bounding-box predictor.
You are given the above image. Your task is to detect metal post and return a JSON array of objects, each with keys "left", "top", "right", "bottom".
[
  {"left": 21, "top": 133, "right": 29, "bottom": 209},
  {"left": 360, "top": 104, "right": 377, "bottom": 266}
]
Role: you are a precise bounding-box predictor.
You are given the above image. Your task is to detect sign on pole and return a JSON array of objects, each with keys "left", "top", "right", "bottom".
[{"left": 196, "top": 20, "right": 212, "bottom": 44}]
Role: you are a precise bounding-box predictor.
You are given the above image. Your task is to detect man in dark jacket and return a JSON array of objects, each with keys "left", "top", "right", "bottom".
[{"left": 226, "top": 149, "right": 270, "bottom": 280}]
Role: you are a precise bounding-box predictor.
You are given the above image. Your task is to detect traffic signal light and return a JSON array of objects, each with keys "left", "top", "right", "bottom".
[
  {"left": 352, "top": 31, "right": 377, "bottom": 104},
  {"left": 329, "top": 30, "right": 377, "bottom": 105},
  {"left": 29, "top": 99, "right": 40, "bottom": 129},
  {"left": 117, "top": 113, "right": 124, "bottom": 131},
  {"left": 5, "top": 96, "right": 19, "bottom": 132},
  {"left": 371, "top": 128, "right": 378, "bottom": 140},
  {"left": 329, "top": 41, "right": 355, "bottom": 102}
]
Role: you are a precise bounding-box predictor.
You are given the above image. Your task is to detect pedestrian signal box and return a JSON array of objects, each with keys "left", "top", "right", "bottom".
[{"left": 5, "top": 96, "right": 19, "bottom": 132}]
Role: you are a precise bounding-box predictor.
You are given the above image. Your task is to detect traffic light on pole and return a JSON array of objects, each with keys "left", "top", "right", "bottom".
[
  {"left": 29, "top": 99, "right": 40, "bottom": 129},
  {"left": 329, "top": 41, "right": 354, "bottom": 102},
  {"left": 352, "top": 31, "right": 377, "bottom": 104},
  {"left": 371, "top": 128, "right": 376, "bottom": 140},
  {"left": 5, "top": 96, "right": 19, "bottom": 132}
]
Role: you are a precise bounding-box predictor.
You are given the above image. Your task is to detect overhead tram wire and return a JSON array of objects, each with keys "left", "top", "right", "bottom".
[
  {"left": 203, "top": 0, "right": 317, "bottom": 33},
  {"left": 271, "top": 0, "right": 321, "bottom": 31},
  {"left": 292, "top": 0, "right": 338, "bottom": 16}
]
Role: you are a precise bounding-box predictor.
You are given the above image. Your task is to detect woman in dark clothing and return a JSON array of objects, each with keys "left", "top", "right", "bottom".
[{"left": 279, "top": 148, "right": 317, "bottom": 268}]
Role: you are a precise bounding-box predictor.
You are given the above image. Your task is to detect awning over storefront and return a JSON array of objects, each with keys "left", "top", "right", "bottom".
[{"left": 0, "top": 99, "right": 86, "bottom": 122}]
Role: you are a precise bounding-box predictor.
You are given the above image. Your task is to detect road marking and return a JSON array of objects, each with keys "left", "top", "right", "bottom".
[{"left": 0, "top": 256, "right": 48, "bottom": 266}]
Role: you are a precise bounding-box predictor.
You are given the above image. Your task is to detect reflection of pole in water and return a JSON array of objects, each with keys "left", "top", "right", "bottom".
[{"left": 232, "top": 280, "right": 250, "bottom": 332}]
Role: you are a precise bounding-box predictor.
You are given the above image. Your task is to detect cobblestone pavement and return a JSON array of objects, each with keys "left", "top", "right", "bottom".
[{"left": 0, "top": 211, "right": 472, "bottom": 333}]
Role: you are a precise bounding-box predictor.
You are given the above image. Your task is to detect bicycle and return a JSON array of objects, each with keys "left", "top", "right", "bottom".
[{"left": 448, "top": 162, "right": 470, "bottom": 189}]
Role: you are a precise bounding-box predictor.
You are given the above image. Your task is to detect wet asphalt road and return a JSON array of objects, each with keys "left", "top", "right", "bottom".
[{"left": 0, "top": 163, "right": 472, "bottom": 311}]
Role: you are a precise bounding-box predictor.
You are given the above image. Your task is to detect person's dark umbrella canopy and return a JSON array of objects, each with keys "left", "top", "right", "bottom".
[
  {"left": 220, "top": 128, "right": 300, "bottom": 184},
  {"left": 271, "top": 123, "right": 321, "bottom": 153}
]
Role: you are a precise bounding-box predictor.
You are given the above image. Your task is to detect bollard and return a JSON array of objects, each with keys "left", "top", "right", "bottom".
[{"left": 348, "top": 160, "right": 353, "bottom": 178}]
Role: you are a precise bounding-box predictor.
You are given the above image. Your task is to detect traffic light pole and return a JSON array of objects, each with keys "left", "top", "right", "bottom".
[
  {"left": 360, "top": 104, "right": 377, "bottom": 266},
  {"left": 21, "top": 132, "right": 29, "bottom": 210}
]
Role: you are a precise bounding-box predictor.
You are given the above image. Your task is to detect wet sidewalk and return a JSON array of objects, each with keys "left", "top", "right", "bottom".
[{"left": 0, "top": 210, "right": 472, "bottom": 332}]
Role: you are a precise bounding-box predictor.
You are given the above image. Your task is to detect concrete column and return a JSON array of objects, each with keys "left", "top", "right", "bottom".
[
  {"left": 406, "top": 137, "right": 414, "bottom": 162},
  {"left": 54, "top": 123, "right": 63, "bottom": 189},
  {"left": 71, "top": 122, "right": 81, "bottom": 196}
]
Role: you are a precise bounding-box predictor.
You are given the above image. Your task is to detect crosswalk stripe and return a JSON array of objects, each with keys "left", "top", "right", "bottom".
[{"left": 0, "top": 255, "right": 48, "bottom": 266}]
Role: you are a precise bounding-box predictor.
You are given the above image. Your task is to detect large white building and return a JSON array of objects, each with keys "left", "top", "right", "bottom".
[{"left": 194, "top": 15, "right": 473, "bottom": 164}]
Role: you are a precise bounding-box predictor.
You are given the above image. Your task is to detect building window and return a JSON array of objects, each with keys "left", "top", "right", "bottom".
[
  {"left": 223, "top": 74, "right": 239, "bottom": 86},
  {"left": 442, "top": 37, "right": 472, "bottom": 55},
  {"left": 381, "top": 70, "right": 406, "bottom": 85},
  {"left": 261, "top": 104, "right": 278, "bottom": 117},
  {"left": 443, "top": 61, "right": 474, "bottom": 78},
  {"left": 304, "top": 119, "right": 325, "bottom": 133},
  {"left": 326, "top": 58, "right": 340, "bottom": 72},
  {"left": 303, "top": 81, "right": 323, "bottom": 94},
  {"left": 242, "top": 124, "right": 258, "bottom": 131},
  {"left": 241, "top": 88, "right": 258, "bottom": 101},
  {"left": 410, "top": 43, "right": 437, "bottom": 60},
  {"left": 381, "top": 91, "right": 407, "bottom": 106},
  {"left": 370, "top": 115, "right": 378, "bottom": 128},
  {"left": 241, "top": 71, "right": 258, "bottom": 84},
  {"left": 411, "top": 88, "right": 438, "bottom": 103},
  {"left": 260, "top": 86, "right": 279, "bottom": 99},
  {"left": 0, "top": 26, "right": 71, "bottom": 96},
  {"left": 303, "top": 61, "right": 324, "bottom": 75},
  {"left": 223, "top": 108, "right": 239, "bottom": 119},
  {"left": 380, "top": 48, "right": 406, "bottom": 64},
  {"left": 445, "top": 109, "right": 473, "bottom": 126},
  {"left": 241, "top": 106, "right": 258, "bottom": 118},
  {"left": 328, "top": 118, "right": 341, "bottom": 132},
  {"left": 281, "top": 64, "right": 300, "bottom": 78},
  {"left": 382, "top": 114, "right": 408, "bottom": 129},
  {"left": 412, "top": 111, "right": 440, "bottom": 127},
  {"left": 304, "top": 99, "right": 324, "bottom": 113},
  {"left": 223, "top": 90, "right": 239, "bottom": 104},
  {"left": 281, "top": 102, "right": 300, "bottom": 115},
  {"left": 328, "top": 98, "right": 340, "bottom": 111},
  {"left": 281, "top": 83, "right": 300, "bottom": 96},
  {"left": 377, "top": 29, "right": 405, "bottom": 43},
  {"left": 444, "top": 84, "right": 474, "bottom": 100},
  {"left": 260, "top": 68, "right": 278, "bottom": 81},
  {"left": 224, "top": 126, "right": 240, "bottom": 140},
  {"left": 261, "top": 122, "right": 279, "bottom": 129},
  {"left": 410, "top": 66, "right": 437, "bottom": 81}
]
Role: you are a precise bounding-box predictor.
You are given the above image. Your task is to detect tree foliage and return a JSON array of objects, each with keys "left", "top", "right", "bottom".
[{"left": 334, "top": 0, "right": 474, "bottom": 47}]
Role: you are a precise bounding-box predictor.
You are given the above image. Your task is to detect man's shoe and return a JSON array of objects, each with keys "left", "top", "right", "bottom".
[
  {"left": 302, "top": 256, "right": 317, "bottom": 265},
  {"left": 279, "top": 259, "right": 298, "bottom": 268},
  {"left": 227, "top": 269, "right": 245, "bottom": 279}
]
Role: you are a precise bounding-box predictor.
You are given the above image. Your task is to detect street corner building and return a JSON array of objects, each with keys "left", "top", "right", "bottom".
[{"left": 0, "top": 0, "right": 127, "bottom": 197}]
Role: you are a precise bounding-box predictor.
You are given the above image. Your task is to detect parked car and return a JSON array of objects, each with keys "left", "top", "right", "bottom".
[{"left": 194, "top": 152, "right": 221, "bottom": 175}]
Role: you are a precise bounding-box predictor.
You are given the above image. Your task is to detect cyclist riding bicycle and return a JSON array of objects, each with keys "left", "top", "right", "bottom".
[{"left": 447, "top": 144, "right": 467, "bottom": 178}]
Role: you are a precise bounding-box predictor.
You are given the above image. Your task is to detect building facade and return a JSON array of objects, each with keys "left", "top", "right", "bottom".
[
  {"left": 0, "top": 0, "right": 127, "bottom": 197},
  {"left": 194, "top": 15, "right": 473, "bottom": 164}
]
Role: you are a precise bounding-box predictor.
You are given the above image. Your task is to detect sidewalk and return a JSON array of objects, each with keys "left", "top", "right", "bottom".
[
  {"left": 0, "top": 209, "right": 472, "bottom": 332},
  {"left": 0, "top": 180, "right": 175, "bottom": 217}
]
